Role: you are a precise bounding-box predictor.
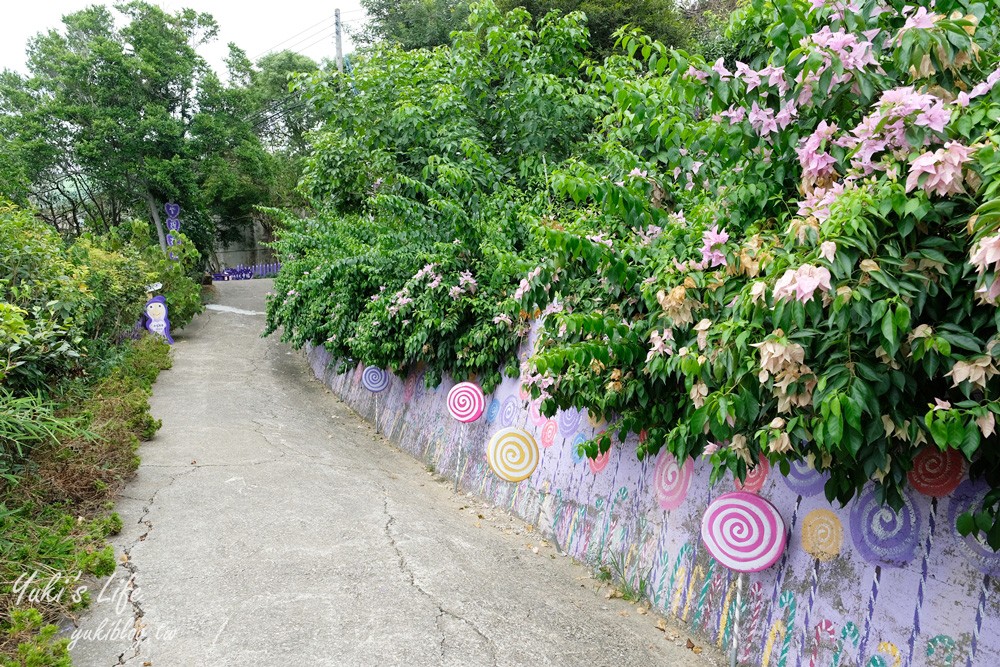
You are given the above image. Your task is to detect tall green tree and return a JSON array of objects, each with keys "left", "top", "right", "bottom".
[
  {"left": 0, "top": 2, "right": 311, "bottom": 262},
  {"left": 358, "top": 0, "right": 472, "bottom": 49},
  {"left": 496, "top": 0, "right": 692, "bottom": 57}
]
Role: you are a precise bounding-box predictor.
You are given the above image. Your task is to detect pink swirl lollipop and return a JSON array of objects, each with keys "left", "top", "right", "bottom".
[
  {"left": 735, "top": 458, "right": 770, "bottom": 494},
  {"left": 529, "top": 399, "right": 546, "bottom": 426},
  {"left": 589, "top": 448, "right": 610, "bottom": 474},
  {"left": 540, "top": 420, "right": 558, "bottom": 448},
  {"left": 654, "top": 450, "right": 693, "bottom": 511},
  {"left": 447, "top": 382, "right": 485, "bottom": 423},
  {"left": 701, "top": 492, "right": 787, "bottom": 573}
]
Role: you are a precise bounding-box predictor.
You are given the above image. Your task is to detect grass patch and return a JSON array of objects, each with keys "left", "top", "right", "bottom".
[{"left": 0, "top": 335, "right": 171, "bottom": 665}]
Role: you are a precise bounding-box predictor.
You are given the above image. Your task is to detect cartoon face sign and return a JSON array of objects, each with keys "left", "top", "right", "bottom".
[
  {"left": 146, "top": 300, "right": 166, "bottom": 321},
  {"left": 143, "top": 296, "right": 174, "bottom": 344}
]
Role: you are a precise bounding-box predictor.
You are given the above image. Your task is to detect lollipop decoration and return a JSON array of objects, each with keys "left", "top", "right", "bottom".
[
  {"left": 362, "top": 366, "right": 390, "bottom": 433},
  {"left": 702, "top": 492, "right": 787, "bottom": 573},
  {"left": 540, "top": 420, "right": 558, "bottom": 448},
  {"left": 447, "top": 382, "right": 485, "bottom": 423},
  {"left": 487, "top": 427, "right": 540, "bottom": 483},
  {"left": 362, "top": 366, "right": 390, "bottom": 393},
  {"left": 654, "top": 450, "right": 694, "bottom": 511},
  {"left": 446, "top": 382, "right": 485, "bottom": 492},
  {"left": 735, "top": 458, "right": 770, "bottom": 494},
  {"left": 701, "top": 491, "right": 787, "bottom": 667},
  {"left": 800, "top": 510, "right": 844, "bottom": 666},
  {"left": 500, "top": 396, "right": 519, "bottom": 427},
  {"left": 904, "top": 447, "right": 965, "bottom": 667}
]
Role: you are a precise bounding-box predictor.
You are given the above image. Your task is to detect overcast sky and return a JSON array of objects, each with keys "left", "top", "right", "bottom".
[{"left": 2, "top": 1, "right": 368, "bottom": 76}]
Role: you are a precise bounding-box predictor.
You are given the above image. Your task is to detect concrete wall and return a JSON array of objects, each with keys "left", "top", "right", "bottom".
[{"left": 307, "top": 343, "right": 1000, "bottom": 667}]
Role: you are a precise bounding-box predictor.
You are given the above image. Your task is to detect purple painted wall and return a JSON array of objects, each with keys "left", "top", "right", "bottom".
[{"left": 307, "top": 344, "right": 1000, "bottom": 667}]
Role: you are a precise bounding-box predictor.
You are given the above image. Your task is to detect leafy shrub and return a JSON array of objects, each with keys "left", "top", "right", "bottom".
[
  {"left": 0, "top": 202, "right": 201, "bottom": 394},
  {"left": 0, "top": 335, "right": 170, "bottom": 663},
  {"left": 521, "top": 0, "right": 1000, "bottom": 543},
  {"left": 274, "top": 0, "right": 1000, "bottom": 547},
  {"left": 267, "top": 3, "right": 601, "bottom": 390}
]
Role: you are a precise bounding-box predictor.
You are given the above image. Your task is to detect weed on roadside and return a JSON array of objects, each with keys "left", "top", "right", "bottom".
[{"left": 0, "top": 336, "right": 171, "bottom": 665}]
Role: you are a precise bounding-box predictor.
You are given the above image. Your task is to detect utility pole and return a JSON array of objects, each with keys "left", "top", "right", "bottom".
[{"left": 335, "top": 9, "right": 344, "bottom": 73}]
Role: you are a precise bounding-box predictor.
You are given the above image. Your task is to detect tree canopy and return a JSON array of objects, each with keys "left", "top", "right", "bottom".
[{"left": 0, "top": 1, "right": 317, "bottom": 261}]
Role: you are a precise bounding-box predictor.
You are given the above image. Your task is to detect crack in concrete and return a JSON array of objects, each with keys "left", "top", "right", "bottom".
[
  {"left": 111, "top": 467, "right": 197, "bottom": 666},
  {"left": 380, "top": 493, "right": 499, "bottom": 667}
]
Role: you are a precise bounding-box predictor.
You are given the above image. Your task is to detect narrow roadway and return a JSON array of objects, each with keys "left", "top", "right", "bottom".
[{"left": 69, "top": 280, "right": 716, "bottom": 667}]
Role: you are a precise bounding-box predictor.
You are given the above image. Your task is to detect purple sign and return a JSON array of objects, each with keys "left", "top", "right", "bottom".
[
  {"left": 164, "top": 203, "right": 181, "bottom": 261},
  {"left": 144, "top": 295, "right": 173, "bottom": 344}
]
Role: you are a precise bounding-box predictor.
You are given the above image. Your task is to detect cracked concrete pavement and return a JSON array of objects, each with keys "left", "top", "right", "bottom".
[{"left": 67, "top": 280, "right": 721, "bottom": 667}]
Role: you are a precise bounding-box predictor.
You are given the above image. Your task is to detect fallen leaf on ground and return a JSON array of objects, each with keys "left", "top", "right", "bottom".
[{"left": 655, "top": 619, "right": 667, "bottom": 632}]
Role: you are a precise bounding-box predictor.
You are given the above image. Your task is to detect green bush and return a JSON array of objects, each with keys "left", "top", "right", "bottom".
[
  {"left": 267, "top": 2, "right": 600, "bottom": 390},
  {"left": 272, "top": 0, "right": 1000, "bottom": 548},
  {"left": 0, "top": 202, "right": 201, "bottom": 394}
]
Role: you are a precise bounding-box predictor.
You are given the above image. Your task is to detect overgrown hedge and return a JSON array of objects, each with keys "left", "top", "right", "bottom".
[
  {"left": 1, "top": 201, "right": 198, "bottom": 664},
  {"left": 268, "top": 1, "right": 1000, "bottom": 545}
]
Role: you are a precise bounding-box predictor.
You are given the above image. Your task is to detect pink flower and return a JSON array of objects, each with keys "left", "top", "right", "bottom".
[
  {"left": 712, "top": 58, "right": 732, "bottom": 80},
  {"left": 512, "top": 279, "right": 530, "bottom": 300},
  {"left": 720, "top": 105, "right": 747, "bottom": 124},
  {"left": 977, "top": 276, "right": 1000, "bottom": 304},
  {"left": 905, "top": 141, "right": 972, "bottom": 197},
  {"left": 702, "top": 442, "right": 721, "bottom": 457},
  {"left": 587, "top": 233, "right": 613, "bottom": 248},
  {"left": 459, "top": 270, "right": 477, "bottom": 292},
  {"left": 773, "top": 265, "right": 833, "bottom": 303},
  {"left": 970, "top": 68, "right": 1000, "bottom": 98},
  {"left": 932, "top": 398, "right": 952, "bottom": 411},
  {"left": 493, "top": 313, "right": 513, "bottom": 325},
  {"left": 636, "top": 224, "right": 662, "bottom": 245},
  {"left": 901, "top": 7, "right": 942, "bottom": 31},
  {"left": 735, "top": 62, "right": 761, "bottom": 91},
  {"left": 449, "top": 286, "right": 465, "bottom": 299},
  {"left": 414, "top": 263, "right": 438, "bottom": 280},
  {"left": 646, "top": 329, "right": 675, "bottom": 362},
  {"left": 759, "top": 64, "right": 788, "bottom": 94},
  {"left": 970, "top": 234, "right": 1000, "bottom": 274},
  {"left": 913, "top": 101, "right": 950, "bottom": 133},
  {"left": 820, "top": 241, "right": 837, "bottom": 263},
  {"left": 748, "top": 102, "right": 778, "bottom": 136},
  {"left": 775, "top": 103, "right": 798, "bottom": 130},
  {"left": 685, "top": 65, "right": 708, "bottom": 82},
  {"left": 700, "top": 226, "right": 729, "bottom": 267}
]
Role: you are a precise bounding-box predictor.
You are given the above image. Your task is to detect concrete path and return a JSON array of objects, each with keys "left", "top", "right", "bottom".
[{"left": 69, "top": 280, "right": 720, "bottom": 667}]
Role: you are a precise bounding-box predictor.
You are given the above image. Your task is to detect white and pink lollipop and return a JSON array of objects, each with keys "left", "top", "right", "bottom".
[
  {"left": 447, "top": 382, "right": 485, "bottom": 423},
  {"left": 701, "top": 491, "right": 787, "bottom": 573}
]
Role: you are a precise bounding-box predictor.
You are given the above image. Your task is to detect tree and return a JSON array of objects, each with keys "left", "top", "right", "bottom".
[
  {"left": 358, "top": 0, "right": 472, "bottom": 49},
  {"left": 496, "top": 0, "right": 692, "bottom": 57},
  {"left": 0, "top": 2, "right": 311, "bottom": 264}
]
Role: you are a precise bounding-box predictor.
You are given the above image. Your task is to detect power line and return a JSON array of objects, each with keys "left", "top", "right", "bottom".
[
  {"left": 293, "top": 30, "right": 340, "bottom": 56},
  {"left": 252, "top": 14, "right": 336, "bottom": 58},
  {"left": 252, "top": 9, "right": 367, "bottom": 60},
  {"left": 296, "top": 19, "right": 363, "bottom": 57}
]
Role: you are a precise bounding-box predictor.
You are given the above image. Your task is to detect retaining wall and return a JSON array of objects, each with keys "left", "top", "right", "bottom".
[{"left": 307, "top": 344, "right": 1000, "bottom": 667}]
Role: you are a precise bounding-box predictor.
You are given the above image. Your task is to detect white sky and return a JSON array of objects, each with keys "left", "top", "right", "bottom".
[{"left": 1, "top": 1, "right": 368, "bottom": 76}]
